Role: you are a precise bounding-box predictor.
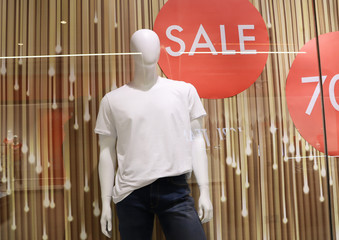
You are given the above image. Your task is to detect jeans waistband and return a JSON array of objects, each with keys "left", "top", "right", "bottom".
[{"left": 156, "top": 174, "right": 187, "bottom": 182}]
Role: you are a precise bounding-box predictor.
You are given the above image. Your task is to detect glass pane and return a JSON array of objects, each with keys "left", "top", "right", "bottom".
[{"left": 0, "top": 0, "right": 338, "bottom": 239}]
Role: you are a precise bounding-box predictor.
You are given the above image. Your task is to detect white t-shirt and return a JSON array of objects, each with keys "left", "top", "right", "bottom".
[{"left": 94, "top": 77, "right": 206, "bottom": 203}]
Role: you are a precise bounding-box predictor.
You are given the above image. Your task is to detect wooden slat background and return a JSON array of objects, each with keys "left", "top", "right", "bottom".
[{"left": 0, "top": 0, "right": 339, "bottom": 239}]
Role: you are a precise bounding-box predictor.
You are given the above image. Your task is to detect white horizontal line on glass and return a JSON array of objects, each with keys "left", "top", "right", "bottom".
[
  {"left": 0, "top": 51, "right": 306, "bottom": 59},
  {"left": 0, "top": 52, "right": 142, "bottom": 59},
  {"left": 179, "top": 51, "right": 307, "bottom": 54}
]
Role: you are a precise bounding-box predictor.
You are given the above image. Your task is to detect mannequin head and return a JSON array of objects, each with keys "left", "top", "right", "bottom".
[{"left": 130, "top": 29, "right": 160, "bottom": 66}]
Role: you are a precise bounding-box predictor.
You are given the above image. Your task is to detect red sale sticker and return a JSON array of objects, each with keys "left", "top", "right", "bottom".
[
  {"left": 286, "top": 31, "right": 339, "bottom": 156},
  {"left": 153, "top": 0, "right": 269, "bottom": 99}
]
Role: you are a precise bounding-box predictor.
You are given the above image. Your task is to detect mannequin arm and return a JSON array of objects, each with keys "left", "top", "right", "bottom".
[
  {"left": 191, "top": 117, "right": 213, "bottom": 223},
  {"left": 98, "top": 135, "right": 117, "bottom": 238}
]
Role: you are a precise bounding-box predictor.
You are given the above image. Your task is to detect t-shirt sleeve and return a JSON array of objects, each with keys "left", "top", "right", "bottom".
[
  {"left": 187, "top": 84, "right": 207, "bottom": 120},
  {"left": 94, "top": 95, "right": 117, "bottom": 137}
]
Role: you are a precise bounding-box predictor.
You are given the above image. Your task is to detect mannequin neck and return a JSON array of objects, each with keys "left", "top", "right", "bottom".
[{"left": 130, "top": 62, "right": 159, "bottom": 90}]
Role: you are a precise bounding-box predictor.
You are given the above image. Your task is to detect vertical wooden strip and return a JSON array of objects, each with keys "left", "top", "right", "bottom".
[
  {"left": 103, "top": 0, "right": 111, "bottom": 92},
  {"left": 331, "top": 158, "right": 339, "bottom": 239},
  {"left": 88, "top": 0, "right": 98, "bottom": 238},
  {"left": 328, "top": 0, "right": 337, "bottom": 31},
  {"left": 298, "top": 139, "right": 307, "bottom": 240},
  {"left": 89, "top": 0, "right": 101, "bottom": 238},
  {"left": 143, "top": 0, "right": 150, "bottom": 29},
  {"left": 314, "top": 0, "right": 324, "bottom": 34},
  {"left": 12, "top": 1, "right": 21, "bottom": 239},
  {"left": 26, "top": 0, "right": 37, "bottom": 237},
  {"left": 8, "top": 142, "right": 15, "bottom": 239},
  {"left": 14, "top": 0, "right": 20, "bottom": 91},
  {"left": 292, "top": 130, "right": 301, "bottom": 240},
  {"left": 238, "top": 93, "right": 250, "bottom": 240},
  {"left": 245, "top": 94, "right": 256, "bottom": 240},
  {"left": 20, "top": 0, "right": 29, "bottom": 239},
  {"left": 255, "top": 79, "right": 270, "bottom": 240},
  {"left": 122, "top": 0, "right": 131, "bottom": 84},
  {"left": 309, "top": 149, "right": 319, "bottom": 240},
  {"left": 321, "top": 0, "right": 330, "bottom": 33},
  {"left": 6, "top": 0, "right": 14, "bottom": 152},
  {"left": 79, "top": 1, "right": 90, "bottom": 239},
  {"left": 301, "top": 0, "right": 311, "bottom": 42},
  {"left": 130, "top": 0, "right": 137, "bottom": 33},
  {"left": 312, "top": 152, "right": 321, "bottom": 240},
  {"left": 303, "top": 147, "right": 313, "bottom": 240},
  {"left": 96, "top": 0, "right": 104, "bottom": 99},
  {"left": 202, "top": 100, "right": 215, "bottom": 240},
  {"left": 108, "top": 0, "right": 117, "bottom": 91},
  {"left": 208, "top": 100, "right": 222, "bottom": 240},
  {"left": 137, "top": 0, "right": 143, "bottom": 30},
  {"left": 294, "top": 0, "right": 305, "bottom": 48},
  {"left": 223, "top": 98, "right": 236, "bottom": 240},
  {"left": 5, "top": 1, "right": 15, "bottom": 239},
  {"left": 151, "top": 0, "right": 159, "bottom": 25},
  {"left": 60, "top": 1, "right": 71, "bottom": 239},
  {"left": 216, "top": 99, "right": 228, "bottom": 240},
  {"left": 67, "top": 0, "right": 77, "bottom": 239},
  {"left": 233, "top": 97, "right": 243, "bottom": 240},
  {"left": 116, "top": 0, "right": 123, "bottom": 88}
]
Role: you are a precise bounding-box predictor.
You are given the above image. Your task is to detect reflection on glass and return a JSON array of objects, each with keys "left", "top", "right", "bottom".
[{"left": 0, "top": 0, "right": 338, "bottom": 240}]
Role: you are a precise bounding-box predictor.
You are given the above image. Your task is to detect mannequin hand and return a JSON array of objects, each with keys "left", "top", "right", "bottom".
[
  {"left": 198, "top": 187, "right": 213, "bottom": 223},
  {"left": 101, "top": 196, "right": 112, "bottom": 238}
]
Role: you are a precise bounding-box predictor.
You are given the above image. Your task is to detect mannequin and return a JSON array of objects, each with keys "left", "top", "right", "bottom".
[{"left": 95, "top": 29, "right": 213, "bottom": 239}]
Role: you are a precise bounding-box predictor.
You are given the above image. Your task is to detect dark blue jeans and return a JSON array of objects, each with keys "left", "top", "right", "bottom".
[{"left": 116, "top": 174, "right": 207, "bottom": 240}]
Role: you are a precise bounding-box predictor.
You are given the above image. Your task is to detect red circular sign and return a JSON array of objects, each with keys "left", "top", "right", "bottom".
[
  {"left": 153, "top": 0, "right": 269, "bottom": 99},
  {"left": 286, "top": 31, "right": 339, "bottom": 156}
]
